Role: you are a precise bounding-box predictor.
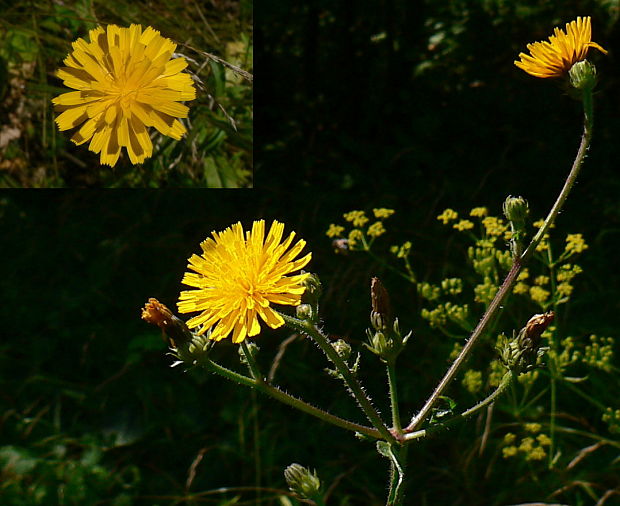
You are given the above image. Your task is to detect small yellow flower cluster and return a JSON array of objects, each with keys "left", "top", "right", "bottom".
[
  {"left": 474, "top": 277, "right": 498, "bottom": 305},
  {"left": 565, "top": 233, "right": 589, "bottom": 255},
  {"left": 343, "top": 210, "right": 370, "bottom": 227},
  {"left": 462, "top": 369, "right": 483, "bottom": 394},
  {"left": 529, "top": 285, "right": 550, "bottom": 305},
  {"left": 348, "top": 229, "right": 364, "bottom": 247},
  {"left": 602, "top": 407, "right": 620, "bottom": 434},
  {"left": 421, "top": 302, "right": 469, "bottom": 329},
  {"left": 551, "top": 336, "right": 578, "bottom": 375},
  {"left": 513, "top": 282, "right": 529, "bottom": 295},
  {"left": 470, "top": 207, "right": 488, "bottom": 218},
  {"left": 556, "top": 264, "right": 583, "bottom": 282},
  {"left": 482, "top": 216, "right": 508, "bottom": 237},
  {"left": 502, "top": 429, "right": 551, "bottom": 461},
  {"left": 582, "top": 335, "right": 615, "bottom": 372},
  {"left": 328, "top": 208, "right": 396, "bottom": 251},
  {"left": 390, "top": 241, "right": 412, "bottom": 259},
  {"left": 373, "top": 208, "right": 395, "bottom": 219},
  {"left": 534, "top": 275, "right": 549, "bottom": 286},
  {"left": 437, "top": 208, "right": 458, "bottom": 224},
  {"left": 441, "top": 277, "right": 463, "bottom": 295},
  {"left": 367, "top": 221, "right": 386, "bottom": 238},
  {"left": 417, "top": 282, "right": 441, "bottom": 301},
  {"left": 326, "top": 224, "right": 345, "bottom": 238},
  {"left": 449, "top": 342, "right": 464, "bottom": 361},
  {"left": 453, "top": 219, "right": 474, "bottom": 231}
]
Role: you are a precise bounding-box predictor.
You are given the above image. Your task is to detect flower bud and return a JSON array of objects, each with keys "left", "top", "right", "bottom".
[
  {"left": 569, "top": 60, "right": 597, "bottom": 91},
  {"left": 332, "top": 339, "right": 352, "bottom": 361},
  {"left": 284, "top": 463, "right": 322, "bottom": 500},
  {"left": 301, "top": 272, "right": 322, "bottom": 304},
  {"left": 503, "top": 196, "right": 529, "bottom": 226},
  {"left": 141, "top": 298, "right": 193, "bottom": 346},
  {"left": 370, "top": 277, "right": 393, "bottom": 331},
  {"left": 497, "top": 311, "right": 554, "bottom": 373},
  {"left": 296, "top": 303, "right": 313, "bottom": 320}
]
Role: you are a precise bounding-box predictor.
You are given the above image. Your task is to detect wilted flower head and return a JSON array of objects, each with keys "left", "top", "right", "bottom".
[
  {"left": 514, "top": 17, "right": 607, "bottom": 78},
  {"left": 52, "top": 24, "right": 196, "bottom": 166},
  {"left": 177, "top": 220, "right": 312, "bottom": 343}
]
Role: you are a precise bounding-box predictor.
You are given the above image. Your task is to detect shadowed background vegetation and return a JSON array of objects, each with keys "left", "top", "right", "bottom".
[
  {"left": 2, "top": 0, "right": 620, "bottom": 504},
  {"left": 0, "top": 0, "right": 252, "bottom": 187}
]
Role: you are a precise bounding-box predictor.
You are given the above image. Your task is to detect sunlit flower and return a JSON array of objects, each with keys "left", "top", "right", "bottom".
[
  {"left": 367, "top": 221, "right": 386, "bottom": 237},
  {"left": 437, "top": 208, "right": 458, "bottom": 224},
  {"left": 325, "top": 224, "right": 345, "bottom": 238},
  {"left": 177, "top": 220, "right": 311, "bottom": 343},
  {"left": 515, "top": 16, "right": 607, "bottom": 78},
  {"left": 52, "top": 24, "right": 196, "bottom": 166},
  {"left": 343, "top": 210, "right": 369, "bottom": 227}
]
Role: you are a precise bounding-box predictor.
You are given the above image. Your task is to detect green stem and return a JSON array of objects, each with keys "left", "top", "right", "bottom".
[
  {"left": 387, "top": 360, "right": 402, "bottom": 434},
  {"left": 404, "top": 86, "right": 594, "bottom": 433},
  {"left": 240, "top": 340, "right": 262, "bottom": 380},
  {"left": 281, "top": 313, "right": 397, "bottom": 444},
  {"left": 403, "top": 371, "right": 514, "bottom": 441},
  {"left": 199, "top": 355, "right": 382, "bottom": 439},
  {"left": 385, "top": 444, "right": 407, "bottom": 506}
]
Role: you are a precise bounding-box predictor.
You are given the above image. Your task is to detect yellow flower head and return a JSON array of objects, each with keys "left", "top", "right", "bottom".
[
  {"left": 52, "top": 24, "right": 196, "bottom": 166},
  {"left": 177, "top": 220, "right": 311, "bottom": 343},
  {"left": 515, "top": 16, "right": 607, "bottom": 78}
]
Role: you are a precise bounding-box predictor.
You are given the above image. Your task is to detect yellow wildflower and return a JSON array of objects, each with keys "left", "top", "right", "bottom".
[
  {"left": 343, "top": 211, "right": 369, "bottom": 228},
  {"left": 534, "top": 275, "right": 549, "bottom": 286},
  {"left": 515, "top": 17, "right": 607, "bottom": 78},
  {"left": 177, "top": 220, "right": 311, "bottom": 343},
  {"left": 437, "top": 208, "right": 458, "bottom": 224},
  {"left": 565, "top": 233, "right": 589, "bottom": 254},
  {"left": 367, "top": 221, "right": 386, "bottom": 237},
  {"left": 530, "top": 286, "right": 550, "bottom": 304},
  {"left": 513, "top": 282, "right": 529, "bottom": 295},
  {"left": 326, "top": 224, "right": 345, "bottom": 238},
  {"left": 52, "top": 24, "right": 196, "bottom": 166},
  {"left": 348, "top": 229, "right": 363, "bottom": 247},
  {"left": 482, "top": 216, "right": 507, "bottom": 237},
  {"left": 373, "top": 208, "right": 395, "bottom": 219},
  {"left": 453, "top": 219, "right": 474, "bottom": 231},
  {"left": 470, "top": 207, "right": 488, "bottom": 218}
]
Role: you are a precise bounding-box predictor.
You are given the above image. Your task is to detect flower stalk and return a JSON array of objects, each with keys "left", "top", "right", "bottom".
[
  {"left": 405, "top": 83, "right": 595, "bottom": 433},
  {"left": 281, "top": 312, "right": 397, "bottom": 444}
]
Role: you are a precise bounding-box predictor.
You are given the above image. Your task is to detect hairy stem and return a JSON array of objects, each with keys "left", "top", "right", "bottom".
[
  {"left": 195, "top": 354, "right": 382, "bottom": 439},
  {"left": 405, "top": 86, "right": 594, "bottom": 433},
  {"left": 281, "top": 313, "right": 397, "bottom": 444}
]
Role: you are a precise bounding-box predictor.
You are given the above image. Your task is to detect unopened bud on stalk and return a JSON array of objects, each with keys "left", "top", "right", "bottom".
[
  {"left": 569, "top": 60, "right": 597, "bottom": 91},
  {"left": 332, "top": 339, "right": 352, "bottom": 361},
  {"left": 370, "top": 277, "right": 393, "bottom": 331},
  {"left": 141, "top": 298, "right": 193, "bottom": 346},
  {"left": 296, "top": 303, "right": 313, "bottom": 320},
  {"left": 284, "top": 463, "right": 322, "bottom": 500},
  {"left": 503, "top": 196, "right": 529, "bottom": 258},
  {"left": 503, "top": 196, "right": 528, "bottom": 226},
  {"left": 301, "top": 272, "right": 322, "bottom": 304},
  {"left": 498, "top": 311, "right": 554, "bottom": 373}
]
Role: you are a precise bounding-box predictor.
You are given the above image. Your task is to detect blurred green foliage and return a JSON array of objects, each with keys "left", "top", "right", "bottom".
[{"left": 0, "top": 0, "right": 252, "bottom": 187}]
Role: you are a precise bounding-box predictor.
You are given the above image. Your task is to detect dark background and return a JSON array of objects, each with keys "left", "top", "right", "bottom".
[{"left": 2, "top": 0, "right": 620, "bottom": 504}]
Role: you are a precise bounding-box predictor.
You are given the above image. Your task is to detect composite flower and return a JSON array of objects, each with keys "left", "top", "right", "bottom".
[
  {"left": 52, "top": 24, "right": 196, "bottom": 166},
  {"left": 514, "top": 16, "right": 607, "bottom": 78},
  {"left": 177, "top": 220, "right": 312, "bottom": 343}
]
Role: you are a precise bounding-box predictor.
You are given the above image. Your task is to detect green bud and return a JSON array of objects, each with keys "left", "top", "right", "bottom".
[
  {"left": 503, "top": 196, "right": 529, "bottom": 225},
  {"left": 569, "top": 60, "right": 597, "bottom": 91},
  {"left": 301, "top": 272, "right": 322, "bottom": 303},
  {"left": 284, "top": 463, "right": 322, "bottom": 500},
  {"left": 296, "top": 303, "right": 313, "bottom": 320},
  {"left": 332, "top": 339, "right": 352, "bottom": 361},
  {"left": 173, "top": 332, "right": 213, "bottom": 365}
]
